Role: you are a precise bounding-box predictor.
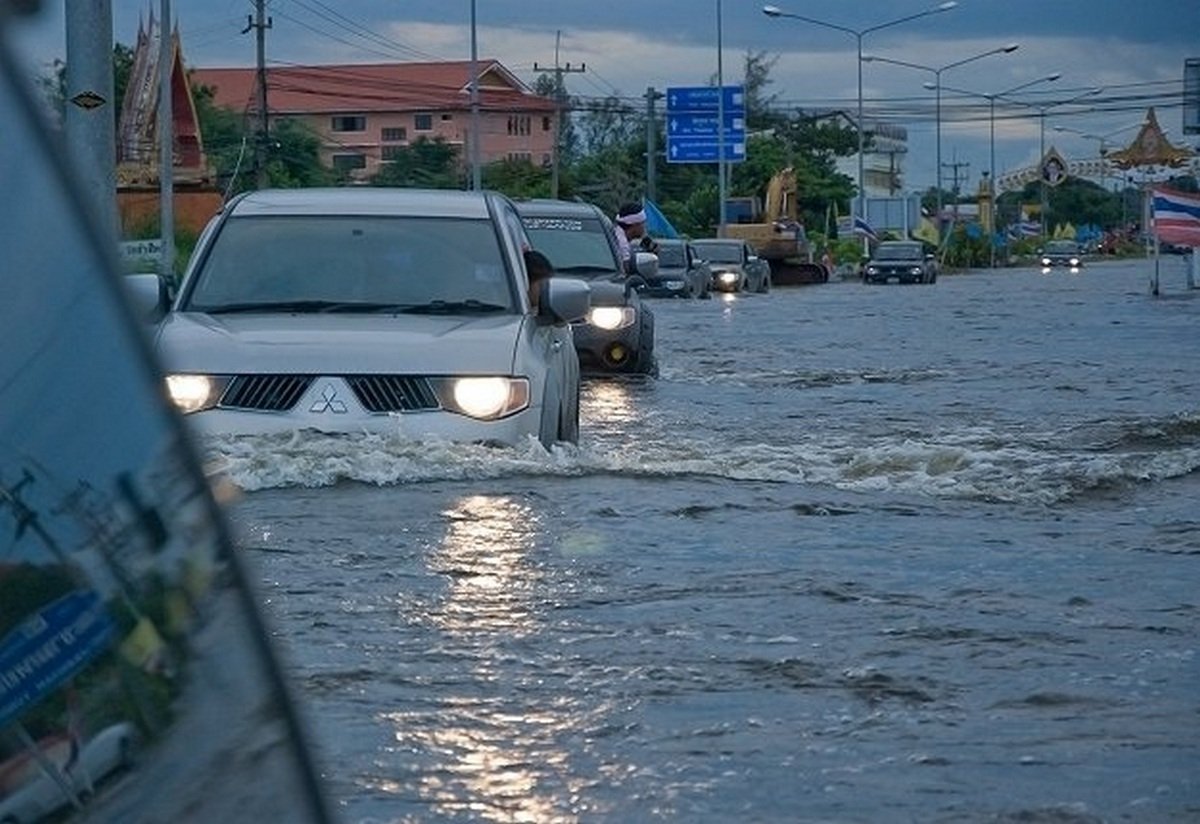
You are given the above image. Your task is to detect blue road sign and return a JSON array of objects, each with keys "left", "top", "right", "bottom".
[
  {"left": 0, "top": 589, "right": 114, "bottom": 727},
  {"left": 666, "top": 85, "right": 744, "bottom": 113},
  {"left": 667, "top": 139, "right": 746, "bottom": 163},
  {"left": 667, "top": 111, "right": 745, "bottom": 138},
  {"left": 665, "top": 85, "right": 747, "bottom": 164}
]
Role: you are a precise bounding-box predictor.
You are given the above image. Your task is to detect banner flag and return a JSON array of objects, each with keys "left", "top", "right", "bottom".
[{"left": 1152, "top": 187, "right": 1200, "bottom": 247}]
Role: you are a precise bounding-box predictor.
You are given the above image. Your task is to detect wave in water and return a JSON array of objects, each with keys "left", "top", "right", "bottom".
[{"left": 200, "top": 412, "right": 1200, "bottom": 504}]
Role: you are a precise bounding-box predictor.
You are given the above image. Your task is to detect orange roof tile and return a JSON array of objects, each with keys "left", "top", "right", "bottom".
[{"left": 190, "top": 60, "right": 556, "bottom": 116}]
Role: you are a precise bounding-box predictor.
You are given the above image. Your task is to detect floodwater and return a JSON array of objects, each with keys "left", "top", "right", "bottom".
[{"left": 210, "top": 257, "right": 1199, "bottom": 823}]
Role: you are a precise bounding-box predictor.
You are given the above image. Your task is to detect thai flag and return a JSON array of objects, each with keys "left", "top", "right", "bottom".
[
  {"left": 1152, "top": 187, "right": 1200, "bottom": 247},
  {"left": 1007, "top": 220, "right": 1041, "bottom": 239},
  {"left": 853, "top": 215, "right": 877, "bottom": 241}
]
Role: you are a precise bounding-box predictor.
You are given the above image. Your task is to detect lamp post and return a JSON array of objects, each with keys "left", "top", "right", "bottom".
[
  {"left": 938, "top": 73, "right": 1061, "bottom": 265},
  {"left": 717, "top": 0, "right": 726, "bottom": 236},
  {"left": 762, "top": 2, "right": 957, "bottom": 233},
  {"left": 862, "top": 44, "right": 1019, "bottom": 243}
]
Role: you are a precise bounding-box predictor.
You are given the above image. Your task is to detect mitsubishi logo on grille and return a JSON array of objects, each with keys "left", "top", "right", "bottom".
[{"left": 310, "top": 383, "right": 348, "bottom": 414}]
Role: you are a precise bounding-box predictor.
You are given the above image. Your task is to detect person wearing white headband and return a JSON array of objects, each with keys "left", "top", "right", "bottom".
[{"left": 613, "top": 201, "right": 655, "bottom": 275}]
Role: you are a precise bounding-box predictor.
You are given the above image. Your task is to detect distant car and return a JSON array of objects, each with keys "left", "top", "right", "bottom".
[
  {"left": 517, "top": 199, "right": 658, "bottom": 376},
  {"left": 0, "top": 722, "right": 139, "bottom": 823},
  {"left": 863, "top": 240, "right": 938, "bottom": 284},
  {"left": 1039, "top": 240, "right": 1084, "bottom": 269},
  {"left": 129, "top": 188, "right": 590, "bottom": 448},
  {"left": 639, "top": 238, "right": 711, "bottom": 299},
  {"left": 692, "top": 238, "right": 772, "bottom": 293}
]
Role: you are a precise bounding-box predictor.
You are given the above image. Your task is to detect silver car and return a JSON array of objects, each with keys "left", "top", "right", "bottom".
[
  {"left": 692, "top": 238, "right": 772, "bottom": 293},
  {"left": 130, "top": 188, "right": 590, "bottom": 447}
]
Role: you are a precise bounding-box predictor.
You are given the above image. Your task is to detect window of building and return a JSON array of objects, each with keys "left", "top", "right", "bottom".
[
  {"left": 542, "top": 116, "right": 552, "bottom": 132},
  {"left": 507, "top": 115, "right": 531, "bottom": 136},
  {"left": 331, "top": 115, "right": 366, "bottom": 132},
  {"left": 332, "top": 153, "right": 367, "bottom": 171},
  {"left": 541, "top": 153, "right": 551, "bottom": 168},
  {"left": 507, "top": 151, "right": 532, "bottom": 163},
  {"left": 441, "top": 113, "right": 453, "bottom": 121},
  {"left": 381, "top": 127, "right": 407, "bottom": 142},
  {"left": 381, "top": 145, "right": 405, "bottom": 161},
  {"left": 414, "top": 113, "right": 433, "bottom": 131}
]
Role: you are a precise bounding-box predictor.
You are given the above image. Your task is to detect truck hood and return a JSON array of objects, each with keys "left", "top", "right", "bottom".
[{"left": 154, "top": 312, "right": 524, "bottom": 375}]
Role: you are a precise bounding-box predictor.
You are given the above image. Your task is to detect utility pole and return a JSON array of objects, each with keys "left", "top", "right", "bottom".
[
  {"left": 533, "top": 32, "right": 584, "bottom": 199},
  {"left": 644, "top": 87, "right": 663, "bottom": 201},
  {"left": 941, "top": 158, "right": 970, "bottom": 234},
  {"left": 1, "top": 471, "right": 77, "bottom": 574},
  {"left": 64, "top": 0, "right": 117, "bottom": 247},
  {"left": 244, "top": 0, "right": 272, "bottom": 189},
  {"left": 469, "top": 0, "right": 480, "bottom": 190},
  {"left": 158, "top": 0, "right": 175, "bottom": 280}
]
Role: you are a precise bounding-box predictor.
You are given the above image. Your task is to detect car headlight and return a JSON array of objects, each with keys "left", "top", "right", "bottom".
[
  {"left": 910, "top": 267, "right": 923, "bottom": 275},
  {"left": 1041, "top": 257, "right": 1051, "bottom": 266},
  {"left": 1070, "top": 257, "right": 1080, "bottom": 266},
  {"left": 587, "top": 305, "right": 636, "bottom": 330},
  {"left": 166, "top": 374, "right": 230, "bottom": 414},
  {"left": 865, "top": 266, "right": 879, "bottom": 275},
  {"left": 716, "top": 271, "right": 739, "bottom": 285},
  {"left": 431, "top": 376, "right": 529, "bottom": 420}
]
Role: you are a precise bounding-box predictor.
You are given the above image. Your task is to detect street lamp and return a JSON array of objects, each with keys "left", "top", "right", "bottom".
[
  {"left": 862, "top": 44, "right": 1019, "bottom": 242},
  {"left": 762, "top": 2, "right": 957, "bottom": 231},
  {"left": 938, "top": 73, "right": 1061, "bottom": 265}
]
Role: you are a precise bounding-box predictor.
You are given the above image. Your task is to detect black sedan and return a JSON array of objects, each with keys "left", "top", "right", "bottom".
[{"left": 1039, "top": 240, "right": 1084, "bottom": 270}]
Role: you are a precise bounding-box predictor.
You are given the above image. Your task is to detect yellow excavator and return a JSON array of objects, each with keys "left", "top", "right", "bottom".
[{"left": 723, "top": 167, "right": 829, "bottom": 284}]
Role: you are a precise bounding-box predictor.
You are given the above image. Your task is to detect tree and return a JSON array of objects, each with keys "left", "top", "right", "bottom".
[
  {"left": 191, "top": 82, "right": 332, "bottom": 193},
  {"left": 533, "top": 72, "right": 580, "bottom": 168},
  {"left": 576, "top": 95, "right": 642, "bottom": 154},
  {"left": 262, "top": 119, "right": 335, "bottom": 188},
  {"left": 482, "top": 158, "right": 553, "bottom": 199},
  {"left": 370, "top": 136, "right": 461, "bottom": 188}
]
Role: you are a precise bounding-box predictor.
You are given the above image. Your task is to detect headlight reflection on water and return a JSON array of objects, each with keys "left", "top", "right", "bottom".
[{"left": 376, "top": 495, "right": 592, "bottom": 821}]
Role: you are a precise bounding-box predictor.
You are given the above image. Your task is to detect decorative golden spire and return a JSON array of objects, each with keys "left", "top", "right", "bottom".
[{"left": 1105, "top": 108, "right": 1194, "bottom": 170}]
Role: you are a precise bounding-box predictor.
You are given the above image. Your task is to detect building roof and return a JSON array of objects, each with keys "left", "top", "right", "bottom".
[{"left": 190, "top": 60, "right": 556, "bottom": 116}]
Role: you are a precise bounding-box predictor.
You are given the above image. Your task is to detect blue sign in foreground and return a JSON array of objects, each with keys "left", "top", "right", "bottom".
[{"left": 0, "top": 589, "right": 114, "bottom": 727}]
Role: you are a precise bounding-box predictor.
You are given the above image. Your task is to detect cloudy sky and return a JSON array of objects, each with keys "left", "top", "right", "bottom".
[{"left": 10, "top": 1, "right": 1199, "bottom": 195}]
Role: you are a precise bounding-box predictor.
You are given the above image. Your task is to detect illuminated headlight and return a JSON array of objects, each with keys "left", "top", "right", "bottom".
[
  {"left": 716, "top": 271, "right": 739, "bottom": 285},
  {"left": 587, "top": 305, "right": 636, "bottom": 330},
  {"left": 910, "top": 266, "right": 923, "bottom": 275},
  {"left": 1041, "top": 257, "right": 1052, "bottom": 266},
  {"left": 865, "top": 266, "right": 879, "bottom": 275},
  {"left": 166, "top": 374, "right": 229, "bottom": 414},
  {"left": 431, "top": 376, "right": 529, "bottom": 420},
  {"left": 1069, "top": 257, "right": 1080, "bottom": 266}
]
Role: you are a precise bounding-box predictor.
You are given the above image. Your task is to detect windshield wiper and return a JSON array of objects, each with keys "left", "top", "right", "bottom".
[
  {"left": 203, "top": 300, "right": 362, "bottom": 314},
  {"left": 397, "top": 300, "right": 509, "bottom": 315}
]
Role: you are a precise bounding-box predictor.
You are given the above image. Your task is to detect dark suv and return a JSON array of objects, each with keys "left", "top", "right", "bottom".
[
  {"left": 518, "top": 199, "right": 658, "bottom": 376},
  {"left": 863, "top": 240, "right": 938, "bottom": 285}
]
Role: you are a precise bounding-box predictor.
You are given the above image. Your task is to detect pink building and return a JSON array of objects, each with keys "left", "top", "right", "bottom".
[{"left": 190, "top": 60, "right": 558, "bottom": 180}]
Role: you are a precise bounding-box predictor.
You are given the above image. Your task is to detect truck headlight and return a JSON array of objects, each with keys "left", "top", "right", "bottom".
[
  {"left": 431, "top": 377, "right": 529, "bottom": 420},
  {"left": 588, "top": 305, "right": 636, "bottom": 330},
  {"left": 166, "top": 374, "right": 230, "bottom": 414}
]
